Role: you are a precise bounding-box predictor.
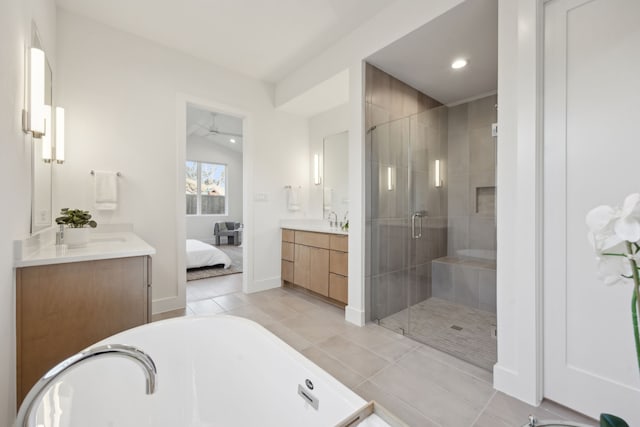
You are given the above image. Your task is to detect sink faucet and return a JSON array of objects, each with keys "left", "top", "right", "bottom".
[
  {"left": 328, "top": 211, "right": 338, "bottom": 228},
  {"left": 15, "top": 344, "right": 157, "bottom": 427}
]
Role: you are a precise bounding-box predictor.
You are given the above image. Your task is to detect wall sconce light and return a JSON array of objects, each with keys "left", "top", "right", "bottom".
[
  {"left": 387, "top": 166, "right": 395, "bottom": 191},
  {"left": 55, "top": 107, "right": 65, "bottom": 163},
  {"left": 23, "top": 47, "right": 46, "bottom": 137},
  {"left": 435, "top": 160, "right": 443, "bottom": 188},
  {"left": 41, "top": 105, "right": 52, "bottom": 162},
  {"left": 313, "top": 153, "right": 321, "bottom": 185}
]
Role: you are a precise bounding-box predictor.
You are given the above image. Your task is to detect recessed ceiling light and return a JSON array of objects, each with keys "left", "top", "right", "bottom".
[
  {"left": 451, "top": 59, "right": 468, "bottom": 69},
  {"left": 230, "top": 138, "right": 236, "bottom": 143}
]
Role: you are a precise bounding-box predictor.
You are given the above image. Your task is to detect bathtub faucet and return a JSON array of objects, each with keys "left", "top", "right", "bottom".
[{"left": 15, "top": 344, "right": 157, "bottom": 427}]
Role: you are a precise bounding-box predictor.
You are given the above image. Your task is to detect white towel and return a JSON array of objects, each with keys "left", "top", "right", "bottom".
[
  {"left": 94, "top": 170, "right": 118, "bottom": 211},
  {"left": 287, "top": 187, "right": 300, "bottom": 211}
]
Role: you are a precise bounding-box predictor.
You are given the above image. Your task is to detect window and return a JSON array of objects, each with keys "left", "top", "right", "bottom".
[{"left": 186, "top": 161, "right": 226, "bottom": 215}]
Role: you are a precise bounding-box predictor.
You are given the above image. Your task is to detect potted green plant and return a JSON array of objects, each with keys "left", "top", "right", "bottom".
[{"left": 55, "top": 208, "right": 97, "bottom": 247}]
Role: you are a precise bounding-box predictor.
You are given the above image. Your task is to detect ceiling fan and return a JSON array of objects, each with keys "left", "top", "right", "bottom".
[{"left": 196, "top": 113, "right": 242, "bottom": 138}]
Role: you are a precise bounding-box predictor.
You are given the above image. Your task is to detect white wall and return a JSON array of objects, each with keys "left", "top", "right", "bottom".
[
  {"left": 186, "top": 135, "right": 243, "bottom": 243},
  {"left": 55, "top": 9, "right": 309, "bottom": 312},
  {"left": 0, "top": 0, "right": 56, "bottom": 422},
  {"left": 308, "top": 103, "right": 350, "bottom": 219}
]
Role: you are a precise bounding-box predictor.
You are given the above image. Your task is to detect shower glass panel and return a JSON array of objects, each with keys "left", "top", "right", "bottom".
[
  {"left": 370, "top": 117, "right": 411, "bottom": 335},
  {"left": 369, "top": 97, "right": 497, "bottom": 371}
]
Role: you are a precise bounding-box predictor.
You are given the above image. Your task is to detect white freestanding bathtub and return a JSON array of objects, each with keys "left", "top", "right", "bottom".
[{"left": 30, "top": 316, "right": 391, "bottom": 426}]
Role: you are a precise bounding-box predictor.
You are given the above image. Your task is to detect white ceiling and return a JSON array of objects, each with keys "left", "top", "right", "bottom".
[
  {"left": 56, "top": 0, "right": 395, "bottom": 83},
  {"left": 366, "top": 0, "right": 498, "bottom": 105},
  {"left": 277, "top": 69, "right": 349, "bottom": 117},
  {"left": 187, "top": 104, "right": 243, "bottom": 153}
]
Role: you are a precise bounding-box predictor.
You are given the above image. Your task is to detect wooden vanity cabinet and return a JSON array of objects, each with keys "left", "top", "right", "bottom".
[
  {"left": 16, "top": 255, "right": 152, "bottom": 405},
  {"left": 281, "top": 229, "right": 348, "bottom": 305}
]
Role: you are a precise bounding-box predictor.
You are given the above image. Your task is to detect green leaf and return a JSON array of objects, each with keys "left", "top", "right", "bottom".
[{"left": 600, "top": 413, "right": 629, "bottom": 427}]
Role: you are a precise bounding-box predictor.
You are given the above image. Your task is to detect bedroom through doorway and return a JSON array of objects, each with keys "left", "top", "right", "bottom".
[{"left": 184, "top": 104, "right": 244, "bottom": 312}]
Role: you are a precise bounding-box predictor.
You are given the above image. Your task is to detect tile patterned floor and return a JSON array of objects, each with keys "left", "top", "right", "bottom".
[
  {"left": 154, "top": 275, "right": 596, "bottom": 427},
  {"left": 381, "top": 297, "right": 497, "bottom": 371}
]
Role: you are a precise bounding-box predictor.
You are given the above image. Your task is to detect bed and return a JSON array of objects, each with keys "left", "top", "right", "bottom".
[{"left": 186, "top": 239, "right": 232, "bottom": 269}]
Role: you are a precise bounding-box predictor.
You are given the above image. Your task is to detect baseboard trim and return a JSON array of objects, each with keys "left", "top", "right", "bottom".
[
  {"left": 345, "top": 305, "right": 365, "bottom": 326},
  {"left": 493, "top": 363, "right": 540, "bottom": 406},
  {"left": 152, "top": 296, "right": 184, "bottom": 315},
  {"left": 246, "top": 276, "right": 281, "bottom": 294}
]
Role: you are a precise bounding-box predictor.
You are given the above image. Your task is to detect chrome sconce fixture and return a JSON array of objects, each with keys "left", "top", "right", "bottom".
[
  {"left": 313, "top": 153, "right": 321, "bottom": 185},
  {"left": 435, "top": 160, "right": 443, "bottom": 188},
  {"left": 23, "top": 47, "right": 46, "bottom": 138}
]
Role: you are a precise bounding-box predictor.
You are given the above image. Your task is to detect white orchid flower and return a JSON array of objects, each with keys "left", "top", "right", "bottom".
[
  {"left": 614, "top": 193, "right": 640, "bottom": 242},
  {"left": 586, "top": 193, "right": 640, "bottom": 252},
  {"left": 593, "top": 241, "right": 633, "bottom": 285}
]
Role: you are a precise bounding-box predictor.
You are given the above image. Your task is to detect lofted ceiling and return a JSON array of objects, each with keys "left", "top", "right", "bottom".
[
  {"left": 366, "top": 0, "right": 498, "bottom": 106},
  {"left": 55, "top": 0, "right": 395, "bottom": 83},
  {"left": 187, "top": 104, "right": 243, "bottom": 153}
]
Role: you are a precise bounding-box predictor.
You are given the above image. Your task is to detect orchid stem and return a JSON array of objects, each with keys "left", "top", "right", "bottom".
[{"left": 625, "top": 241, "right": 640, "bottom": 373}]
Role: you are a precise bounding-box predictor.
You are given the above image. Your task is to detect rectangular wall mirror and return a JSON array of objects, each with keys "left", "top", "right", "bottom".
[
  {"left": 30, "top": 23, "right": 53, "bottom": 234},
  {"left": 322, "top": 131, "right": 349, "bottom": 220}
]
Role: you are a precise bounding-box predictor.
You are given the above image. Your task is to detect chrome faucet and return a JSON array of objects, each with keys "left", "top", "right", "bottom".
[
  {"left": 328, "top": 211, "right": 338, "bottom": 228},
  {"left": 15, "top": 344, "right": 157, "bottom": 427}
]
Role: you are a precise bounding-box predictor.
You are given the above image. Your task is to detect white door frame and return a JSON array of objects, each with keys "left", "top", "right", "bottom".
[{"left": 175, "top": 93, "right": 254, "bottom": 305}]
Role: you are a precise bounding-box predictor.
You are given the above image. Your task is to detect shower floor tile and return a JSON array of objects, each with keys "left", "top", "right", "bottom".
[{"left": 380, "top": 297, "right": 497, "bottom": 371}]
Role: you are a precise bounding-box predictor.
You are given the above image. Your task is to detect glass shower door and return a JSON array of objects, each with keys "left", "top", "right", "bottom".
[{"left": 369, "top": 116, "right": 412, "bottom": 335}]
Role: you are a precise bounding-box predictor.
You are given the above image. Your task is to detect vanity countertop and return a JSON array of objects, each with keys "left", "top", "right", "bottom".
[
  {"left": 14, "top": 231, "right": 156, "bottom": 268},
  {"left": 280, "top": 219, "right": 348, "bottom": 236}
]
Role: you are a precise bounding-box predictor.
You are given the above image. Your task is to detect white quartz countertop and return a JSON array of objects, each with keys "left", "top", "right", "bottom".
[
  {"left": 280, "top": 219, "right": 348, "bottom": 235},
  {"left": 14, "top": 232, "right": 156, "bottom": 268}
]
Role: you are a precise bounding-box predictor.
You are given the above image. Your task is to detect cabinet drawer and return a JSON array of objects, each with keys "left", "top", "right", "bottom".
[
  {"left": 330, "top": 250, "right": 348, "bottom": 276},
  {"left": 330, "top": 235, "right": 348, "bottom": 252},
  {"left": 329, "top": 273, "right": 348, "bottom": 304},
  {"left": 293, "top": 244, "right": 310, "bottom": 288},
  {"left": 281, "top": 260, "right": 294, "bottom": 283},
  {"left": 281, "top": 241, "right": 294, "bottom": 261},
  {"left": 295, "top": 231, "right": 330, "bottom": 249},
  {"left": 282, "top": 229, "right": 295, "bottom": 243},
  {"left": 308, "top": 247, "right": 329, "bottom": 296}
]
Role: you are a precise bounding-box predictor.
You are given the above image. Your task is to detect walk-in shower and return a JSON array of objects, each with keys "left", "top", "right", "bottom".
[{"left": 366, "top": 86, "right": 498, "bottom": 370}]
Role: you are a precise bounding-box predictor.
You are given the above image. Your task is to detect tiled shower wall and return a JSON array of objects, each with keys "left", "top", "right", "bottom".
[
  {"left": 446, "top": 95, "right": 497, "bottom": 256},
  {"left": 365, "top": 64, "right": 449, "bottom": 321}
]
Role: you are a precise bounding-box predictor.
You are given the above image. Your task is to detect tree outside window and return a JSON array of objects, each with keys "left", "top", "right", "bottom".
[{"left": 186, "top": 161, "right": 226, "bottom": 215}]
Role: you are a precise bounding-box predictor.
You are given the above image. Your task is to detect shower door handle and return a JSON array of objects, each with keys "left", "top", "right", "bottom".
[{"left": 411, "top": 211, "right": 427, "bottom": 239}]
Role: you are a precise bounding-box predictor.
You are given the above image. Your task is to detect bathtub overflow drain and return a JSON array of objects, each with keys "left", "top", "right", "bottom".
[{"left": 305, "top": 379, "right": 314, "bottom": 390}]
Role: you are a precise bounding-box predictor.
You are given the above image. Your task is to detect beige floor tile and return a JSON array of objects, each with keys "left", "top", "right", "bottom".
[
  {"left": 187, "top": 299, "right": 226, "bottom": 315},
  {"left": 280, "top": 314, "right": 344, "bottom": 344},
  {"left": 397, "top": 350, "right": 494, "bottom": 409},
  {"left": 475, "top": 392, "right": 573, "bottom": 426},
  {"left": 370, "top": 351, "right": 492, "bottom": 426},
  {"left": 539, "top": 400, "right": 597, "bottom": 424},
  {"left": 263, "top": 322, "right": 313, "bottom": 351},
  {"left": 212, "top": 293, "right": 248, "bottom": 311},
  {"left": 417, "top": 344, "right": 493, "bottom": 384},
  {"left": 277, "top": 294, "right": 323, "bottom": 313},
  {"left": 225, "top": 304, "right": 277, "bottom": 326},
  {"left": 316, "top": 335, "right": 390, "bottom": 378},
  {"left": 355, "top": 381, "right": 441, "bottom": 427},
  {"left": 251, "top": 298, "right": 300, "bottom": 321},
  {"left": 301, "top": 346, "right": 366, "bottom": 389},
  {"left": 341, "top": 323, "right": 420, "bottom": 362}
]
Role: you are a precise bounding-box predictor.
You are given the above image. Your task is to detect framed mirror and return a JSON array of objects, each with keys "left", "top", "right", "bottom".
[
  {"left": 30, "top": 23, "right": 53, "bottom": 234},
  {"left": 322, "top": 131, "right": 349, "bottom": 220}
]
